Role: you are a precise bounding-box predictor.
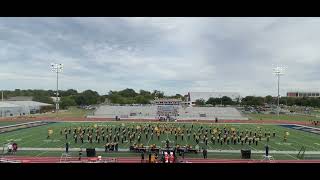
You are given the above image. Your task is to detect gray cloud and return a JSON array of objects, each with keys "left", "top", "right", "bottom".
[{"left": 0, "top": 17, "right": 320, "bottom": 96}]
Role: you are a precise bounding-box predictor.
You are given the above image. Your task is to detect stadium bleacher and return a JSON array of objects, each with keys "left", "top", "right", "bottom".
[{"left": 91, "top": 105, "right": 248, "bottom": 120}]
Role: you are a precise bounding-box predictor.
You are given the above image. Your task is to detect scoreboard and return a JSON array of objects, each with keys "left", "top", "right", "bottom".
[{"left": 157, "top": 105, "right": 179, "bottom": 116}]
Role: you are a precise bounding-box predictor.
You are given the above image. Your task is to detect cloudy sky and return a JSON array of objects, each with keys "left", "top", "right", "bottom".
[{"left": 1, "top": 17, "right": 320, "bottom": 97}]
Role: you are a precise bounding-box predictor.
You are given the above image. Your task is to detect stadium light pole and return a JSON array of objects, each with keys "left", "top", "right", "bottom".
[
  {"left": 273, "top": 65, "right": 285, "bottom": 117},
  {"left": 1, "top": 90, "right": 3, "bottom": 117},
  {"left": 51, "top": 63, "right": 63, "bottom": 121}
]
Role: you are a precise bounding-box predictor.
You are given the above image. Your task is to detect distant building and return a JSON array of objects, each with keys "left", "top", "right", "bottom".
[
  {"left": 0, "top": 102, "right": 25, "bottom": 117},
  {"left": 0, "top": 101, "right": 52, "bottom": 117},
  {"left": 287, "top": 91, "right": 320, "bottom": 98},
  {"left": 7, "top": 96, "right": 33, "bottom": 101},
  {"left": 51, "top": 97, "right": 61, "bottom": 103},
  {"left": 186, "top": 92, "right": 241, "bottom": 106},
  {"left": 152, "top": 98, "right": 182, "bottom": 105}
]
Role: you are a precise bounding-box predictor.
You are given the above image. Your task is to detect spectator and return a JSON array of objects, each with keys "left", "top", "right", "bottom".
[
  {"left": 66, "top": 142, "right": 69, "bottom": 153},
  {"left": 141, "top": 151, "right": 145, "bottom": 163},
  {"left": 79, "top": 148, "right": 82, "bottom": 161},
  {"left": 203, "top": 148, "right": 207, "bottom": 159},
  {"left": 265, "top": 144, "right": 269, "bottom": 156},
  {"left": 12, "top": 143, "right": 18, "bottom": 154}
]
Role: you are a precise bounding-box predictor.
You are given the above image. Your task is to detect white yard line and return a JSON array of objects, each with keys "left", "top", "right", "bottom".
[
  {"left": 269, "top": 145, "right": 299, "bottom": 160},
  {"left": 146, "top": 134, "right": 152, "bottom": 145}
]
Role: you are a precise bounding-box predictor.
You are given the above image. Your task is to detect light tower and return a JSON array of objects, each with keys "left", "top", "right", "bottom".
[
  {"left": 272, "top": 65, "right": 286, "bottom": 117},
  {"left": 51, "top": 63, "right": 63, "bottom": 120}
]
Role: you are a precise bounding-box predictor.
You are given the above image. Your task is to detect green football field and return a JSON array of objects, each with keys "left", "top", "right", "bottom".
[
  {"left": 1, "top": 121, "right": 320, "bottom": 160},
  {"left": 247, "top": 113, "right": 317, "bottom": 122}
]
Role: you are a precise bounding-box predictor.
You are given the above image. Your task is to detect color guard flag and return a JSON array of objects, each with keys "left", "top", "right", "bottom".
[
  {"left": 48, "top": 129, "right": 53, "bottom": 135},
  {"left": 286, "top": 132, "right": 290, "bottom": 136},
  {"left": 94, "top": 124, "right": 97, "bottom": 128}
]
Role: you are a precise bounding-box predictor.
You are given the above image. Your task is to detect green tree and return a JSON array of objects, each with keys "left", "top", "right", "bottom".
[
  {"left": 139, "top": 90, "right": 151, "bottom": 96},
  {"left": 221, "top": 96, "right": 233, "bottom": 106},
  {"left": 118, "top": 88, "right": 137, "bottom": 97},
  {"left": 60, "top": 96, "right": 77, "bottom": 109},
  {"left": 152, "top": 90, "right": 164, "bottom": 98},
  {"left": 81, "top": 90, "right": 100, "bottom": 105},
  {"left": 265, "top": 95, "right": 273, "bottom": 104},
  {"left": 195, "top": 99, "right": 206, "bottom": 106},
  {"left": 60, "top": 89, "right": 78, "bottom": 97},
  {"left": 241, "top": 96, "right": 264, "bottom": 106},
  {"left": 74, "top": 95, "right": 86, "bottom": 105},
  {"left": 135, "top": 95, "right": 150, "bottom": 104},
  {"left": 206, "top": 97, "right": 220, "bottom": 106}
]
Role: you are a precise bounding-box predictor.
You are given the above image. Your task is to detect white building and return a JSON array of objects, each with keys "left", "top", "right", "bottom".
[
  {"left": 0, "top": 102, "right": 27, "bottom": 117},
  {"left": 0, "top": 101, "right": 52, "bottom": 117},
  {"left": 51, "top": 97, "right": 61, "bottom": 103},
  {"left": 186, "top": 92, "right": 241, "bottom": 106}
]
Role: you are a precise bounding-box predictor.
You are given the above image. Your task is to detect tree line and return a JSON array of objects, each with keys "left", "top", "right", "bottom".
[
  {"left": 5, "top": 88, "right": 320, "bottom": 109},
  {"left": 195, "top": 95, "right": 320, "bottom": 108},
  {"left": 107, "top": 88, "right": 185, "bottom": 105},
  {"left": 195, "top": 96, "right": 236, "bottom": 106},
  {"left": 2, "top": 88, "right": 186, "bottom": 109},
  {"left": 2, "top": 89, "right": 103, "bottom": 109}
]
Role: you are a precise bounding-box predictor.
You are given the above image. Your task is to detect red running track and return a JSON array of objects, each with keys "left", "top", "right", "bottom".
[{"left": 3, "top": 156, "right": 320, "bottom": 163}]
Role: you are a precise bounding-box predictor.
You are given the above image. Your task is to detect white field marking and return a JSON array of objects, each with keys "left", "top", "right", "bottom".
[
  {"left": 290, "top": 124, "right": 320, "bottom": 131},
  {"left": 0, "top": 127, "right": 41, "bottom": 144},
  {"left": 268, "top": 134, "right": 299, "bottom": 151},
  {"left": 207, "top": 141, "right": 214, "bottom": 150},
  {"left": 269, "top": 127, "right": 309, "bottom": 151},
  {"left": 43, "top": 139, "right": 61, "bottom": 143},
  {"left": 282, "top": 133, "right": 319, "bottom": 151},
  {"left": 17, "top": 128, "right": 59, "bottom": 148},
  {"left": 146, "top": 134, "right": 152, "bottom": 145},
  {"left": 248, "top": 144, "right": 258, "bottom": 151},
  {"left": 223, "top": 141, "right": 235, "bottom": 150},
  {"left": 269, "top": 145, "right": 299, "bottom": 160},
  {"left": 35, "top": 150, "right": 50, "bottom": 157},
  {"left": 275, "top": 142, "right": 292, "bottom": 146},
  {"left": 184, "top": 133, "right": 189, "bottom": 146},
  {"left": 33, "top": 138, "right": 65, "bottom": 157},
  {"left": 283, "top": 124, "right": 320, "bottom": 139},
  {"left": 277, "top": 126, "right": 320, "bottom": 149},
  {"left": 1, "top": 133, "right": 34, "bottom": 146},
  {"left": 0, "top": 122, "right": 62, "bottom": 145},
  {"left": 6, "top": 138, "right": 22, "bottom": 142},
  {"left": 314, "top": 143, "right": 320, "bottom": 146}
]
